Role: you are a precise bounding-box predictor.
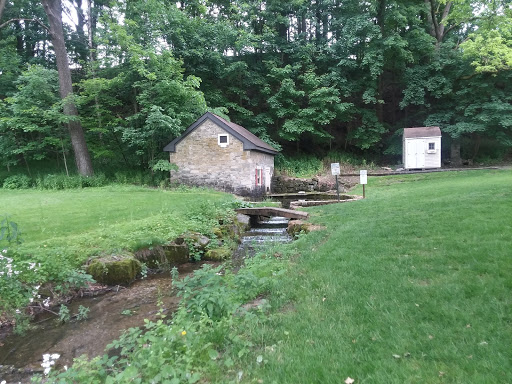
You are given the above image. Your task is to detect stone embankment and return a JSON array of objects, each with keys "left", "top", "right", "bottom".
[{"left": 86, "top": 215, "right": 250, "bottom": 286}]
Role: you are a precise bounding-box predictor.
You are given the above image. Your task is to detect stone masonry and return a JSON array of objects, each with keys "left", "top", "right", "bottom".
[{"left": 169, "top": 119, "right": 274, "bottom": 196}]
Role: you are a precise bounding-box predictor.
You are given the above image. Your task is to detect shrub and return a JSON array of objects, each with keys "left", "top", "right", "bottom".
[
  {"left": 34, "top": 173, "right": 109, "bottom": 190},
  {"left": 2, "top": 174, "right": 32, "bottom": 189},
  {"left": 275, "top": 154, "right": 324, "bottom": 178}
]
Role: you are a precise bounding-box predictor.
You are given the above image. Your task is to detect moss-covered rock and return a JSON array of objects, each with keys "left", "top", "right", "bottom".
[
  {"left": 212, "top": 227, "right": 223, "bottom": 238},
  {"left": 286, "top": 220, "right": 311, "bottom": 237},
  {"left": 204, "top": 246, "right": 232, "bottom": 261},
  {"left": 163, "top": 243, "right": 189, "bottom": 264},
  {"left": 87, "top": 255, "right": 141, "bottom": 286},
  {"left": 134, "top": 243, "right": 190, "bottom": 268}
]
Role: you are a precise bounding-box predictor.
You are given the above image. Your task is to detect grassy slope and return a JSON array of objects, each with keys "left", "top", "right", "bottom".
[
  {"left": 245, "top": 170, "right": 511, "bottom": 383},
  {"left": 1, "top": 185, "right": 232, "bottom": 266}
]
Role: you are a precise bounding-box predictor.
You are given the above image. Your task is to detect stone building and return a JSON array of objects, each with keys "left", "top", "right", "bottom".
[{"left": 163, "top": 112, "right": 279, "bottom": 195}]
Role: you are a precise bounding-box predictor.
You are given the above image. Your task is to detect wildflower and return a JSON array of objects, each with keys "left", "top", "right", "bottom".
[
  {"left": 181, "top": 330, "right": 187, "bottom": 336},
  {"left": 41, "top": 353, "right": 60, "bottom": 375}
]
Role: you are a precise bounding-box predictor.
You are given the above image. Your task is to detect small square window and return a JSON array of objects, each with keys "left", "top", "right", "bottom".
[
  {"left": 218, "top": 134, "right": 229, "bottom": 147},
  {"left": 428, "top": 142, "right": 435, "bottom": 150}
]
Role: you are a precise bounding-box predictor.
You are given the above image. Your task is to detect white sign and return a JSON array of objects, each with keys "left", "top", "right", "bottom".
[
  {"left": 360, "top": 170, "right": 368, "bottom": 185},
  {"left": 331, "top": 163, "right": 340, "bottom": 176}
]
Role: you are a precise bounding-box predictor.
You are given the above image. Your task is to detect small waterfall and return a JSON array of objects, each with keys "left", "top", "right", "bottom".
[{"left": 232, "top": 216, "right": 292, "bottom": 267}]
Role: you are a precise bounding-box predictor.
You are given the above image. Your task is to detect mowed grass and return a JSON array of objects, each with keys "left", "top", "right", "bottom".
[
  {"left": 0, "top": 185, "right": 233, "bottom": 267},
  {"left": 243, "top": 170, "right": 511, "bottom": 383}
]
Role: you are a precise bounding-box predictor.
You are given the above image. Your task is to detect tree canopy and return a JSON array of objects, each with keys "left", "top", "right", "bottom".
[{"left": 0, "top": 0, "right": 510, "bottom": 172}]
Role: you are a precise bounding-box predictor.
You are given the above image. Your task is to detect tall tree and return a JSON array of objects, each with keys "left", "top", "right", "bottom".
[{"left": 41, "top": 0, "right": 93, "bottom": 175}]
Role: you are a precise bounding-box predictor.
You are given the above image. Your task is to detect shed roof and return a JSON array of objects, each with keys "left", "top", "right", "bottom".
[
  {"left": 403, "top": 127, "right": 441, "bottom": 139},
  {"left": 163, "top": 112, "right": 279, "bottom": 155}
]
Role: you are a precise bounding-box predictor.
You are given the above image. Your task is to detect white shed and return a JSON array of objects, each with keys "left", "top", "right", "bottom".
[{"left": 403, "top": 127, "right": 442, "bottom": 170}]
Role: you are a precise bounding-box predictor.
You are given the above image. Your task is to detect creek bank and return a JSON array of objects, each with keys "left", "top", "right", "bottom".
[
  {"left": 0, "top": 210, "right": 285, "bottom": 383},
  {"left": 85, "top": 215, "right": 250, "bottom": 286},
  {"left": 0, "top": 262, "right": 218, "bottom": 384}
]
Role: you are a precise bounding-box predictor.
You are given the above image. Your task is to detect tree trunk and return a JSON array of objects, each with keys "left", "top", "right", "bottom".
[
  {"left": 425, "top": 0, "right": 452, "bottom": 48},
  {"left": 41, "top": 0, "right": 94, "bottom": 176},
  {"left": 0, "top": 0, "right": 6, "bottom": 22},
  {"left": 450, "top": 138, "right": 462, "bottom": 166}
]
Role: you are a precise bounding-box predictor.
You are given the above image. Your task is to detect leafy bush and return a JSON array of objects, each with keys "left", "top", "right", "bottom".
[
  {"left": 275, "top": 154, "right": 324, "bottom": 177},
  {"left": 34, "top": 173, "right": 108, "bottom": 190},
  {"left": 324, "top": 150, "right": 378, "bottom": 169},
  {"left": 2, "top": 174, "right": 32, "bottom": 189}
]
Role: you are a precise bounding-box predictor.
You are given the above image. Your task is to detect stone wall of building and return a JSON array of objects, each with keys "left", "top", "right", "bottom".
[{"left": 169, "top": 120, "right": 274, "bottom": 195}]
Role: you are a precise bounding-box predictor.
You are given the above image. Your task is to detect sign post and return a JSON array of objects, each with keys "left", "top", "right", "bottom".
[
  {"left": 360, "top": 170, "right": 367, "bottom": 198},
  {"left": 331, "top": 163, "right": 341, "bottom": 201}
]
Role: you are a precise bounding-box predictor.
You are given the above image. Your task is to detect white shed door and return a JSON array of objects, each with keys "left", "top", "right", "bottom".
[{"left": 407, "top": 140, "right": 425, "bottom": 169}]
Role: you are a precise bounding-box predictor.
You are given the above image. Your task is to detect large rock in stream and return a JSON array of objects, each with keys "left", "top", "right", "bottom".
[
  {"left": 87, "top": 255, "right": 142, "bottom": 285},
  {"left": 134, "top": 243, "right": 190, "bottom": 269}
]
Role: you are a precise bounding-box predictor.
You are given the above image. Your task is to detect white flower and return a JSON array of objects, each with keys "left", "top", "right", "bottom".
[
  {"left": 51, "top": 353, "right": 60, "bottom": 360},
  {"left": 44, "top": 367, "right": 51, "bottom": 375}
]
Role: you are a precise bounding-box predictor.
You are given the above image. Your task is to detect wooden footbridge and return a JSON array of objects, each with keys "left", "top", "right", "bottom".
[{"left": 235, "top": 207, "right": 309, "bottom": 220}]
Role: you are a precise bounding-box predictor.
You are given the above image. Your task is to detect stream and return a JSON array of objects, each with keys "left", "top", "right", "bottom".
[{"left": 0, "top": 215, "right": 291, "bottom": 383}]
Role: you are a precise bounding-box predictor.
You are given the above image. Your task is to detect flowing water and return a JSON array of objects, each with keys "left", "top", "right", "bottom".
[
  {"left": 0, "top": 216, "right": 291, "bottom": 383},
  {"left": 232, "top": 216, "right": 291, "bottom": 268}
]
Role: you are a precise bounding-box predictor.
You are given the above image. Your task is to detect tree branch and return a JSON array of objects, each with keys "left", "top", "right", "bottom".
[{"left": 0, "top": 17, "right": 50, "bottom": 32}]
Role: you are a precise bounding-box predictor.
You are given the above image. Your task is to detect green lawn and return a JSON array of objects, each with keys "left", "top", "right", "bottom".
[
  {"left": 239, "top": 170, "right": 512, "bottom": 383},
  {"left": 1, "top": 185, "right": 233, "bottom": 267}
]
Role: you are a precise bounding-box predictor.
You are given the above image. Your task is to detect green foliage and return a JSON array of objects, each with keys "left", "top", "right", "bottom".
[
  {"left": 151, "top": 160, "right": 178, "bottom": 173},
  {"left": 33, "top": 173, "right": 109, "bottom": 190},
  {"left": 76, "top": 305, "right": 90, "bottom": 321},
  {"left": 0, "top": 0, "right": 510, "bottom": 169},
  {"left": 3, "top": 174, "right": 32, "bottom": 189},
  {"left": 174, "top": 264, "right": 235, "bottom": 320},
  {"left": 0, "top": 215, "right": 23, "bottom": 245},
  {"left": 275, "top": 154, "right": 324, "bottom": 178},
  {"left": 58, "top": 304, "right": 71, "bottom": 323},
  {"left": 40, "top": 253, "right": 284, "bottom": 382},
  {"left": 0, "top": 65, "right": 63, "bottom": 167}
]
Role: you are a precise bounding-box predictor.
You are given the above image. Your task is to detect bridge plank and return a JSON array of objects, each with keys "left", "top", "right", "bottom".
[{"left": 235, "top": 207, "right": 309, "bottom": 220}]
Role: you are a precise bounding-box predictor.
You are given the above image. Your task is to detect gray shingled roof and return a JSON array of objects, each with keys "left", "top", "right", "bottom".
[
  {"left": 403, "top": 127, "right": 441, "bottom": 139},
  {"left": 163, "top": 112, "right": 279, "bottom": 155}
]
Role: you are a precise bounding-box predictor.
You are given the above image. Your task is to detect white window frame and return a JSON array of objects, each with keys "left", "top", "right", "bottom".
[
  {"left": 427, "top": 142, "right": 436, "bottom": 153},
  {"left": 218, "top": 134, "right": 229, "bottom": 148}
]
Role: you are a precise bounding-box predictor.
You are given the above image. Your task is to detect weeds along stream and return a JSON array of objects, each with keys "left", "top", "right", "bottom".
[
  {"left": 0, "top": 261, "right": 217, "bottom": 383},
  {"left": 0, "top": 216, "right": 293, "bottom": 384}
]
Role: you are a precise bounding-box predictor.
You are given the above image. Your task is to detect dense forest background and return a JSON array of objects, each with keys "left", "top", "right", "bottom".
[{"left": 0, "top": 0, "right": 511, "bottom": 177}]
